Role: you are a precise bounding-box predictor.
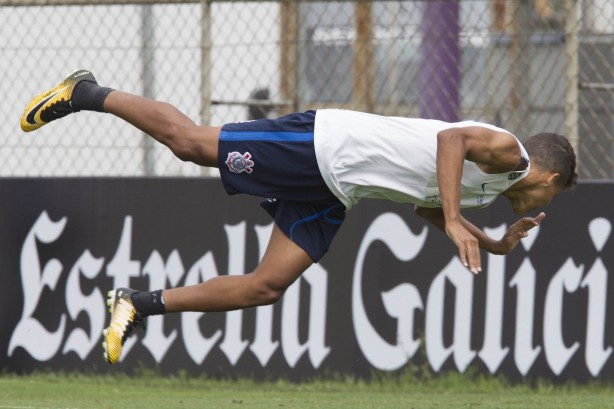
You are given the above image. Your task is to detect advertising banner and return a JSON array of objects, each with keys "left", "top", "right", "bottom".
[{"left": 0, "top": 178, "right": 612, "bottom": 382}]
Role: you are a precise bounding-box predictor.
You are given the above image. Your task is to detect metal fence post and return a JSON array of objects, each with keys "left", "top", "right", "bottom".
[
  {"left": 354, "top": 1, "right": 374, "bottom": 112},
  {"left": 564, "top": 0, "right": 580, "bottom": 164},
  {"left": 280, "top": 1, "right": 298, "bottom": 116},
  {"left": 200, "top": 0, "right": 213, "bottom": 176},
  {"left": 508, "top": 0, "right": 532, "bottom": 139},
  {"left": 141, "top": 4, "right": 157, "bottom": 176}
]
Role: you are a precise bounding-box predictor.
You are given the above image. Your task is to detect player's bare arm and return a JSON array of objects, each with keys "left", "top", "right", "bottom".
[
  {"left": 414, "top": 206, "right": 545, "bottom": 255},
  {"left": 435, "top": 126, "right": 523, "bottom": 274}
]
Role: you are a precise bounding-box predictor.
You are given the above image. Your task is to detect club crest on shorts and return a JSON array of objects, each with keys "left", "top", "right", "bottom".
[{"left": 225, "top": 151, "right": 254, "bottom": 174}]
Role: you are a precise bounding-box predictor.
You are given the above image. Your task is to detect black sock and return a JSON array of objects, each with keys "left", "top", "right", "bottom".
[
  {"left": 71, "top": 80, "right": 113, "bottom": 112},
  {"left": 130, "top": 289, "right": 166, "bottom": 317}
]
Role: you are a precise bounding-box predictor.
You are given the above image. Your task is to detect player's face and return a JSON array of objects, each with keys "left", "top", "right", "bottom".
[{"left": 511, "top": 183, "right": 563, "bottom": 215}]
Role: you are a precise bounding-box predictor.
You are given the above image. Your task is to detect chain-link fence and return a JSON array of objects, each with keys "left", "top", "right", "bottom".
[{"left": 1, "top": 0, "right": 612, "bottom": 178}]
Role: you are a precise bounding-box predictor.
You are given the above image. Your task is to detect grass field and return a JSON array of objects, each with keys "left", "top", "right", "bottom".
[{"left": 1, "top": 371, "right": 614, "bottom": 409}]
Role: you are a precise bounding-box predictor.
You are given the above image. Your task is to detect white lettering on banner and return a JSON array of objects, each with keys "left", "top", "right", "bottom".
[
  {"left": 182, "top": 252, "right": 222, "bottom": 364},
  {"left": 249, "top": 224, "right": 279, "bottom": 366},
  {"left": 380, "top": 283, "right": 422, "bottom": 363},
  {"left": 509, "top": 259, "right": 541, "bottom": 375},
  {"left": 543, "top": 258, "right": 583, "bottom": 375},
  {"left": 220, "top": 223, "right": 249, "bottom": 365},
  {"left": 62, "top": 251, "right": 105, "bottom": 359},
  {"left": 478, "top": 226, "right": 510, "bottom": 373},
  {"left": 425, "top": 258, "right": 476, "bottom": 372},
  {"left": 10, "top": 212, "right": 320, "bottom": 366},
  {"left": 508, "top": 225, "right": 542, "bottom": 376},
  {"left": 582, "top": 218, "right": 612, "bottom": 376},
  {"left": 9, "top": 211, "right": 67, "bottom": 361},
  {"left": 352, "top": 216, "right": 613, "bottom": 377},
  {"left": 282, "top": 264, "right": 330, "bottom": 368},
  {"left": 582, "top": 258, "right": 611, "bottom": 376},
  {"left": 106, "top": 216, "right": 141, "bottom": 289},
  {"left": 7, "top": 210, "right": 614, "bottom": 378},
  {"left": 141, "top": 251, "right": 179, "bottom": 362},
  {"left": 352, "top": 212, "right": 427, "bottom": 371}
]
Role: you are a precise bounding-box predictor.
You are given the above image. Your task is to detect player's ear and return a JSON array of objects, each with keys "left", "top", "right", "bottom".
[{"left": 545, "top": 172, "right": 560, "bottom": 187}]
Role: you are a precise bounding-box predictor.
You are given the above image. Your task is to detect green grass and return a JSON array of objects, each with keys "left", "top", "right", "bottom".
[{"left": 1, "top": 371, "right": 614, "bottom": 409}]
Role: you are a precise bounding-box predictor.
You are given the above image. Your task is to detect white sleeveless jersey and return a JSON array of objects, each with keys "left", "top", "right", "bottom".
[{"left": 313, "top": 109, "right": 530, "bottom": 211}]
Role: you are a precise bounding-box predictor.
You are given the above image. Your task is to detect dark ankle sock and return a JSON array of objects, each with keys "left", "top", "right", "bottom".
[
  {"left": 71, "top": 80, "right": 113, "bottom": 112},
  {"left": 130, "top": 289, "right": 166, "bottom": 317}
]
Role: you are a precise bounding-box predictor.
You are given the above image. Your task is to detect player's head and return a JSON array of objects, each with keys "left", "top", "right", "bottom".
[
  {"left": 506, "top": 133, "right": 577, "bottom": 215},
  {"left": 524, "top": 132, "right": 577, "bottom": 190}
]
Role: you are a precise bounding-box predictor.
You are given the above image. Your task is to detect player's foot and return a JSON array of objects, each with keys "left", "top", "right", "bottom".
[
  {"left": 102, "top": 288, "right": 145, "bottom": 364},
  {"left": 20, "top": 69, "right": 97, "bottom": 132}
]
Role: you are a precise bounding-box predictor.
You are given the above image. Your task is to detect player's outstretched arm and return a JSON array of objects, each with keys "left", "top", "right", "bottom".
[
  {"left": 414, "top": 206, "right": 543, "bottom": 259},
  {"left": 435, "top": 126, "right": 524, "bottom": 273},
  {"left": 415, "top": 206, "right": 497, "bottom": 259}
]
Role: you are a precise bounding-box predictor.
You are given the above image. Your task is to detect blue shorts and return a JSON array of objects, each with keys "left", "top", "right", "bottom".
[{"left": 217, "top": 111, "right": 346, "bottom": 262}]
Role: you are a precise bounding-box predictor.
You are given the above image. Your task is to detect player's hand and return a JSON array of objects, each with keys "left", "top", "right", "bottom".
[
  {"left": 446, "top": 221, "right": 481, "bottom": 274},
  {"left": 497, "top": 212, "right": 546, "bottom": 255}
]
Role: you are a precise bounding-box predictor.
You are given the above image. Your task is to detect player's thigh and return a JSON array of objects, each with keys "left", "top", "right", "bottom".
[{"left": 251, "top": 224, "right": 313, "bottom": 293}]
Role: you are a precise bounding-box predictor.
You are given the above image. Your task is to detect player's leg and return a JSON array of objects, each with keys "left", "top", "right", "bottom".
[
  {"left": 162, "top": 224, "right": 312, "bottom": 312},
  {"left": 103, "top": 90, "right": 220, "bottom": 167},
  {"left": 20, "top": 69, "right": 219, "bottom": 167},
  {"left": 102, "top": 224, "right": 313, "bottom": 364}
]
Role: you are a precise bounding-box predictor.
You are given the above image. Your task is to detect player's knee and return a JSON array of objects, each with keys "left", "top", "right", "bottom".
[
  {"left": 167, "top": 127, "right": 214, "bottom": 166},
  {"left": 164, "top": 127, "right": 200, "bottom": 163},
  {"left": 253, "top": 284, "right": 285, "bottom": 306},
  {"left": 171, "top": 144, "right": 195, "bottom": 163},
  {"left": 249, "top": 276, "right": 287, "bottom": 306},
  {"left": 162, "top": 126, "right": 186, "bottom": 157}
]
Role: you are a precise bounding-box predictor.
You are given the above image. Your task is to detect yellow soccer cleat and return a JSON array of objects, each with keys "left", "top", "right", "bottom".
[
  {"left": 20, "top": 69, "right": 97, "bottom": 132},
  {"left": 102, "top": 288, "right": 145, "bottom": 365}
]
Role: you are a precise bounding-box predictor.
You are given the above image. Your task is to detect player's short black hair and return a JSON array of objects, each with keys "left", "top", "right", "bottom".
[{"left": 524, "top": 132, "right": 577, "bottom": 189}]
